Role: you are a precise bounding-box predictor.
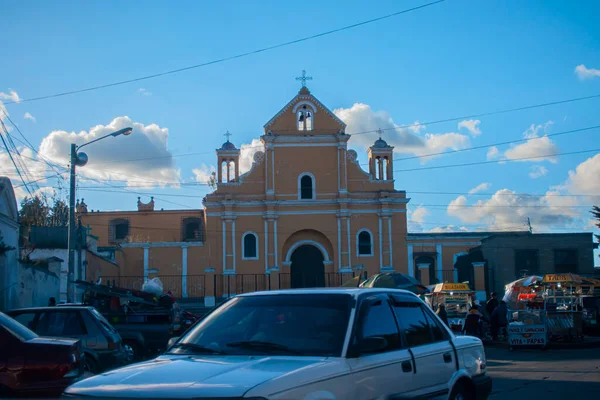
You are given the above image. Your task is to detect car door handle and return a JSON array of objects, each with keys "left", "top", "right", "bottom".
[
  {"left": 443, "top": 352, "right": 452, "bottom": 363},
  {"left": 401, "top": 360, "right": 412, "bottom": 373}
]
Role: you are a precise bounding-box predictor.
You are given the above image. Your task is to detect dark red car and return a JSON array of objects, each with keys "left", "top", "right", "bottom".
[{"left": 0, "top": 311, "right": 84, "bottom": 398}]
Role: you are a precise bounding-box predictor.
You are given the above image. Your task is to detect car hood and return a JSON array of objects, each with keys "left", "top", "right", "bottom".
[{"left": 65, "top": 355, "right": 333, "bottom": 398}]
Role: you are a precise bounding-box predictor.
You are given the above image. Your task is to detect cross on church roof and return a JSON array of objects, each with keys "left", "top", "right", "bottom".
[
  {"left": 376, "top": 128, "right": 384, "bottom": 139},
  {"left": 296, "top": 70, "right": 313, "bottom": 88},
  {"left": 224, "top": 130, "right": 232, "bottom": 141}
]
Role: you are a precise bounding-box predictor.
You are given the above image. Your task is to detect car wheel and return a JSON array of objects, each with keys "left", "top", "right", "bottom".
[
  {"left": 449, "top": 380, "right": 475, "bottom": 400},
  {"left": 84, "top": 355, "right": 97, "bottom": 374}
]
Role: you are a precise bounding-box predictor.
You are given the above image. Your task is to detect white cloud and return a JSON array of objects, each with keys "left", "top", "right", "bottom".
[
  {"left": 468, "top": 182, "right": 491, "bottom": 194},
  {"left": 504, "top": 121, "right": 558, "bottom": 163},
  {"left": 192, "top": 164, "right": 216, "bottom": 184},
  {"left": 0, "top": 89, "right": 22, "bottom": 103},
  {"left": 138, "top": 88, "right": 152, "bottom": 96},
  {"left": 575, "top": 64, "right": 600, "bottom": 80},
  {"left": 408, "top": 121, "right": 426, "bottom": 134},
  {"left": 0, "top": 147, "right": 56, "bottom": 201},
  {"left": 411, "top": 206, "right": 429, "bottom": 224},
  {"left": 486, "top": 146, "right": 499, "bottom": 160},
  {"left": 458, "top": 119, "right": 481, "bottom": 136},
  {"left": 334, "top": 103, "right": 470, "bottom": 161},
  {"left": 239, "top": 138, "right": 264, "bottom": 174},
  {"left": 38, "top": 116, "right": 180, "bottom": 188},
  {"left": 565, "top": 153, "right": 600, "bottom": 199},
  {"left": 529, "top": 165, "right": 548, "bottom": 179},
  {"left": 24, "top": 112, "right": 36, "bottom": 122},
  {"left": 429, "top": 225, "right": 469, "bottom": 233},
  {"left": 447, "top": 189, "right": 581, "bottom": 231}
]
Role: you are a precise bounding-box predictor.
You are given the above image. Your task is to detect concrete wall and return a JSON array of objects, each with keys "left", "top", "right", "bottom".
[
  {"left": 481, "top": 233, "right": 596, "bottom": 294},
  {"left": 12, "top": 263, "right": 60, "bottom": 309}
]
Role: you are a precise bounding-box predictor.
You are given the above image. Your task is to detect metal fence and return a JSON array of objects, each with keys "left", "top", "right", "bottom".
[{"left": 214, "top": 274, "right": 269, "bottom": 298}]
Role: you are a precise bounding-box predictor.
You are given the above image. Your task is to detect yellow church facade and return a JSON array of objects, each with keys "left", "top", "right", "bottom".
[{"left": 80, "top": 84, "right": 484, "bottom": 306}]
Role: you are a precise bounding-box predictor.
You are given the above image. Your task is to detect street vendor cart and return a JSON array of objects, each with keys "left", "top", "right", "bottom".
[
  {"left": 542, "top": 273, "right": 585, "bottom": 341},
  {"left": 507, "top": 292, "right": 548, "bottom": 350},
  {"left": 425, "top": 283, "right": 473, "bottom": 333}
]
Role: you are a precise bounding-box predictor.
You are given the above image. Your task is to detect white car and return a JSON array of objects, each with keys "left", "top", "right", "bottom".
[{"left": 63, "top": 288, "right": 492, "bottom": 400}]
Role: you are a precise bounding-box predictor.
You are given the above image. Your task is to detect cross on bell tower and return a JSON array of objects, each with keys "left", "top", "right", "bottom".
[
  {"left": 296, "top": 70, "right": 313, "bottom": 89},
  {"left": 224, "top": 130, "right": 232, "bottom": 142}
]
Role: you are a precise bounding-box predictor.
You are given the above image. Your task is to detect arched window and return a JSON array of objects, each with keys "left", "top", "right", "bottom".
[
  {"left": 298, "top": 173, "right": 315, "bottom": 200},
  {"left": 242, "top": 232, "right": 258, "bottom": 260},
  {"left": 357, "top": 230, "right": 373, "bottom": 256},
  {"left": 297, "top": 105, "right": 313, "bottom": 131},
  {"left": 109, "top": 218, "right": 129, "bottom": 243},
  {"left": 181, "top": 217, "right": 203, "bottom": 242}
]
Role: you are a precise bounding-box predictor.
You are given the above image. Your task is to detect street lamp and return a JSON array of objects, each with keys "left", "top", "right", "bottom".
[{"left": 67, "top": 127, "right": 132, "bottom": 302}]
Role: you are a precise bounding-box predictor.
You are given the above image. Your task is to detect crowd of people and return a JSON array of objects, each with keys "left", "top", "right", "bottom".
[{"left": 435, "top": 292, "right": 510, "bottom": 341}]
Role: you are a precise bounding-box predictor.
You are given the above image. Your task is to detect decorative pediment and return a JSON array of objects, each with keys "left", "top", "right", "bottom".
[{"left": 263, "top": 88, "right": 347, "bottom": 135}]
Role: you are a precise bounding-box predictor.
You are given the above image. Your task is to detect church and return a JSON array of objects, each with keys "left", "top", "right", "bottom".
[{"left": 78, "top": 76, "right": 597, "bottom": 306}]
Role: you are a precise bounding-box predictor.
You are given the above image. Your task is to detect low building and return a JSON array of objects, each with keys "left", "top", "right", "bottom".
[{"left": 0, "top": 177, "right": 19, "bottom": 311}]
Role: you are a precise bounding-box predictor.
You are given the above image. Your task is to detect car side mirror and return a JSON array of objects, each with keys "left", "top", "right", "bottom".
[
  {"left": 357, "top": 337, "right": 387, "bottom": 355},
  {"left": 166, "top": 336, "right": 179, "bottom": 350}
]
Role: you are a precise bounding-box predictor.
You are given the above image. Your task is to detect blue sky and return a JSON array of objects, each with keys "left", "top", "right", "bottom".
[{"left": 1, "top": 1, "right": 599, "bottom": 257}]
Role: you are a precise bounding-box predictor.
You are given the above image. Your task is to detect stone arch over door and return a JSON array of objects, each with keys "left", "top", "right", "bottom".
[{"left": 282, "top": 229, "right": 334, "bottom": 289}]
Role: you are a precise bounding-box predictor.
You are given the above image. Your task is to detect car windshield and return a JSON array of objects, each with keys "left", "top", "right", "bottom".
[
  {"left": 1, "top": 312, "right": 38, "bottom": 341},
  {"left": 174, "top": 293, "right": 353, "bottom": 357}
]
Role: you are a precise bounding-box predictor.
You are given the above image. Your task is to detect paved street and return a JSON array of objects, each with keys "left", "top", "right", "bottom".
[{"left": 486, "top": 346, "right": 600, "bottom": 399}]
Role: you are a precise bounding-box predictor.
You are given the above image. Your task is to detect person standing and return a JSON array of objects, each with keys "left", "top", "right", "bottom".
[
  {"left": 463, "top": 307, "right": 483, "bottom": 337},
  {"left": 436, "top": 305, "right": 449, "bottom": 327},
  {"left": 485, "top": 292, "right": 499, "bottom": 317},
  {"left": 491, "top": 300, "right": 509, "bottom": 340},
  {"left": 48, "top": 297, "right": 56, "bottom": 306}
]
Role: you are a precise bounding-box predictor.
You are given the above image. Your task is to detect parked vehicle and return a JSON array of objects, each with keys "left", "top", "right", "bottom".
[
  {"left": 64, "top": 288, "right": 492, "bottom": 399},
  {"left": 76, "top": 280, "right": 199, "bottom": 359},
  {"left": 7, "top": 306, "right": 131, "bottom": 374},
  {"left": 0, "top": 311, "right": 84, "bottom": 398}
]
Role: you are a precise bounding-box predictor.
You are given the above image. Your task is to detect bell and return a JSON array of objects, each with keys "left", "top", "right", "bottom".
[
  {"left": 306, "top": 112, "right": 311, "bottom": 118},
  {"left": 298, "top": 113, "right": 305, "bottom": 122}
]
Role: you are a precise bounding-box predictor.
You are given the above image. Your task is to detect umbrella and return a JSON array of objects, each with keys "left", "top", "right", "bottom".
[
  {"left": 502, "top": 275, "right": 543, "bottom": 305},
  {"left": 360, "top": 273, "right": 429, "bottom": 295}
]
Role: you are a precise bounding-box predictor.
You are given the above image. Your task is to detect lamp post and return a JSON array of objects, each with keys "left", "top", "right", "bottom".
[{"left": 67, "top": 127, "right": 132, "bottom": 302}]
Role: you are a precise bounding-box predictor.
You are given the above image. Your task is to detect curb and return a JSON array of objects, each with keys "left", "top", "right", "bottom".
[{"left": 483, "top": 340, "right": 600, "bottom": 350}]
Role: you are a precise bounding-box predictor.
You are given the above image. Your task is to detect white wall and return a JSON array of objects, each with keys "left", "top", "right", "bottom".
[
  {"left": 27, "top": 249, "right": 87, "bottom": 303},
  {"left": 0, "top": 217, "right": 19, "bottom": 312},
  {"left": 13, "top": 264, "right": 61, "bottom": 309}
]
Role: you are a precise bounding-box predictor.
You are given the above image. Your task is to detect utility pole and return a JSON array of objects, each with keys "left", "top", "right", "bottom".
[
  {"left": 66, "top": 127, "right": 132, "bottom": 303},
  {"left": 67, "top": 143, "right": 77, "bottom": 303}
]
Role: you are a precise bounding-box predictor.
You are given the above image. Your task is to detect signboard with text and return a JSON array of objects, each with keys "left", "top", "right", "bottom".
[{"left": 507, "top": 324, "right": 547, "bottom": 346}]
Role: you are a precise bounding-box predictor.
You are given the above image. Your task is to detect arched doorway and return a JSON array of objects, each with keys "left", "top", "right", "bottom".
[{"left": 290, "top": 245, "right": 325, "bottom": 288}]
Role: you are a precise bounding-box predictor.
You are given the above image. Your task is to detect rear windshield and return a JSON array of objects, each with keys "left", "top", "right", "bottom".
[
  {"left": 90, "top": 308, "right": 118, "bottom": 333},
  {"left": 1, "top": 312, "right": 38, "bottom": 341}
]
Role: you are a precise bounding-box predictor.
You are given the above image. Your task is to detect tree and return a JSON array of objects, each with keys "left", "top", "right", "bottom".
[
  {"left": 18, "top": 192, "right": 69, "bottom": 246},
  {"left": 208, "top": 171, "right": 217, "bottom": 191}
]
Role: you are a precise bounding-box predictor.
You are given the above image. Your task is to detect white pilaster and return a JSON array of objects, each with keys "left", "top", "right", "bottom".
[
  {"left": 222, "top": 220, "right": 226, "bottom": 271},
  {"left": 387, "top": 217, "right": 393, "bottom": 268},
  {"left": 346, "top": 218, "right": 351, "bottom": 269},
  {"left": 436, "top": 243, "right": 443, "bottom": 283},
  {"left": 181, "top": 246, "right": 188, "bottom": 298},
  {"left": 232, "top": 220, "right": 236, "bottom": 272},
  {"left": 264, "top": 219, "right": 269, "bottom": 272},
  {"left": 407, "top": 244, "right": 414, "bottom": 277},
  {"left": 378, "top": 217, "right": 383, "bottom": 270},
  {"left": 143, "top": 246, "right": 149, "bottom": 280},
  {"left": 337, "top": 218, "right": 342, "bottom": 270},
  {"left": 273, "top": 219, "right": 278, "bottom": 267}
]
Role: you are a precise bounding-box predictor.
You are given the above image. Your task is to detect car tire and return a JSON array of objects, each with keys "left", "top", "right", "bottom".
[
  {"left": 449, "top": 380, "right": 475, "bottom": 400},
  {"left": 84, "top": 354, "right": 97, "bottom": 374}
]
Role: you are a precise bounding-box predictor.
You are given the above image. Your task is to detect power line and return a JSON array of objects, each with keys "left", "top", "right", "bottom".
[
  {"left": 77, "top": 187, "right": 593, "bottom": 209},
  {"left": 394, "top": 148, "right": 600, "bottom": 173},
  {"left": 2, "top": 1, "right": 444, "bottom": 106},
  {"left": 393, "top": 125, "right": 600, "bottom": 162},
  {"left": 0, "top": 122, "right": 33, "bottom": 196}
]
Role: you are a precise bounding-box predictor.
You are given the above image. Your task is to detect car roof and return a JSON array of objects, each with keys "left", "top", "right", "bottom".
[
  {"left": 237, "top": 287, "right": 420, "bottom": 299},
  {"left": 7, "top": 306, "right": 94, "bottom": 313}
]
